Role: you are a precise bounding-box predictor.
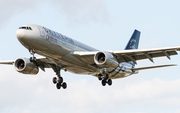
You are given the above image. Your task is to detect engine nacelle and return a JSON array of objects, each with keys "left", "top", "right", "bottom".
[
  {"left": 94, "top": 52, "right": 119, "bottom": 68},
  {"left": 14, "top": 58, "right": 39, "bottom": 75}
]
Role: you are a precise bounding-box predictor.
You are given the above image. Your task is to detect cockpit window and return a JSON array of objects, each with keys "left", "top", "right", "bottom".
[{"left": 19, "top": 26, "right": 32, "bottom": 30}]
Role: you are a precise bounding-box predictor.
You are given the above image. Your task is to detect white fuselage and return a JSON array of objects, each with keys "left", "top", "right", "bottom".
[{"left": 16, "top": 24, "right": 134, "bottom": 79}]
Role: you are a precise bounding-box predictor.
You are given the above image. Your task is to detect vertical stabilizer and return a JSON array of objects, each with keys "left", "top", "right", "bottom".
[{"left": 125, "top": 30, "right": 141, "bottom": 50}]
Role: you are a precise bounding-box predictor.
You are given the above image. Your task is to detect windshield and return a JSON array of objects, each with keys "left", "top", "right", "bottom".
[{"left": 19, "top": 26, "right": 32, "bottom": 30}]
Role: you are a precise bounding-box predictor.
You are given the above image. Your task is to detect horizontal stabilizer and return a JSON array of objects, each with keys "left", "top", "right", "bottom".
[{"left": 132, "top": 64, "right": 177, "bottom": 71}]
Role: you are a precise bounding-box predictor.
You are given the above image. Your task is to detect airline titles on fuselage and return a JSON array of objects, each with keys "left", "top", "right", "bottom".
[
  {"left": 43, "top": 27, "right": 74, "bottom": 45},
  {"left": 43, "top": 27, "right": 94, "bottom": 51}
]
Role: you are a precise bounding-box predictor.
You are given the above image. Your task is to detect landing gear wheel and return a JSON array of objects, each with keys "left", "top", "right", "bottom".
[
  {"left": 98, "top": 74, "right": 102, "bottom": 81},
  {"left": 53, "top": 77, "right": 57, "bottom": 84},
  {"left": 58, "top": 77, "right": 63, "bottom": 83},
  {"left": 30, "top": 57, "right": 36, "bottom": 62},
  {"left": 107, "top": 79, "right": 112, "bottom": 86},
  {"left": 56, "top": 83, "right": 61, "bottom": 89},
  {"left": 30, "top": 57, "right": 33, "bottom": 62},
  {"left": 62, "top": 82, "right": 67, "bottom": 89},
  {"left": 102, "top": 80, "right": 106, "bottom": 86},
  {"left": 52, "top": 66, "right": 68, "bottom": 90},
  {"left": 104, "top": 74, "right": 109, "bottom": 80}
]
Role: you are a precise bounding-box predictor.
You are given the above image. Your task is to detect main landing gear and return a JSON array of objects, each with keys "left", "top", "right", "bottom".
[
  {"left": 98, "top": 73, "right": 112, "bottom": 86},
  {"left": 52, "top": 66, "right": 67, "bottom": 90},
  {"left": 29, "top": 49, "right": 67, "bottom": 90}
]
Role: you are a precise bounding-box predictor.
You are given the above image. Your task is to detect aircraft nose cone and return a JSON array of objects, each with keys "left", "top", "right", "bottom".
[{"left": 16, "top": 30, "right": 25, "bottom": 39}]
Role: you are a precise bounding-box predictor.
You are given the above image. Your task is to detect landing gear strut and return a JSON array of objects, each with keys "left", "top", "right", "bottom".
[
  {"left": 52, "top": 66, "right": 67, "bottom": 90},
  {"left": 29, "top": 49, "right": 36, "bottom": 62},
  {"left": 98, "top": 72, "right": 112, "bottom": 86}
]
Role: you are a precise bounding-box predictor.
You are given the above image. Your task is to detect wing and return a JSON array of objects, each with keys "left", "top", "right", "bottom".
[
  {"left": 0, "top": 60, "right": 14, "bottom": 65},
  {"left": 111, "top": 46, "right": 180, "bottom": 64},
  {"left": 72, "top": 46, "right": 180, "bottom": 64},
  {"left": 132, "top": 64, "right": 177, "bottom": 71},
  {"left": 0, "top": 57, "right": 51, "bottom": 65},
  {"left": 0, "top": 57, "right": 57, "bottom": 72}
]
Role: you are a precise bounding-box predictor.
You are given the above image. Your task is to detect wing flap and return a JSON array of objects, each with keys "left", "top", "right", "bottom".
[
  {"left": 117, "top": 50, "right": 177, "bottom": 62},
  {"left": 110, "top": 46, "right": 180, "bottom": 54}
]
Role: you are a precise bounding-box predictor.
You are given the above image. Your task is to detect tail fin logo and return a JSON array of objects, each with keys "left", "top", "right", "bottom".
[{"left": 129, "top": 39, "right": 136, "bottom": 49}]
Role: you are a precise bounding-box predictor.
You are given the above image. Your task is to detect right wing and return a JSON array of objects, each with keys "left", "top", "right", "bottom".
[
  {"left": 0, "top": 60, "right": 14, "bottom": 65},
  {"left": 0, "top": 57, "right": 61, "bottom": 72},
  {"left": 0, "top": 57, "right": 53, "bottom": 66}
]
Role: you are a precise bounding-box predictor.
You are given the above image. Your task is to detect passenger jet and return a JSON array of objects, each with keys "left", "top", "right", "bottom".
[{"left": 0, "top": 24, "right": 180, "bottom": 90}]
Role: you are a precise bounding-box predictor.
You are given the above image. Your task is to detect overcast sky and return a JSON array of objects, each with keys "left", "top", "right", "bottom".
[{"left": 1, "top": 0, "right": 180, "bottom": 113}]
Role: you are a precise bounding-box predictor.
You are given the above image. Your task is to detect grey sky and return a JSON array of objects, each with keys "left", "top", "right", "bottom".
[
  {"left": 0, "top": 0, "right": 109, "bottom": 28},
  {"left": 0, "top": 0, "right": 40, "bottom": 27},
  {"left": 53, "top": 0, "right": 110, "bottom": 24}
]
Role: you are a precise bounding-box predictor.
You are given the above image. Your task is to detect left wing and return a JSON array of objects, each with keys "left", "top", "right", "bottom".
[
  {"left": 72, "top": 46, "right": 180, "bottom": 64},
  {"left": 132, "top": 64, "right": 177, "bottom": 71},
  {"left": 110, "top": 46, "right": 180, "bottom": 64}
]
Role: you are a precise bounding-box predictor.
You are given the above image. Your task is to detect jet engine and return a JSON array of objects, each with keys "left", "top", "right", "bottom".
[
  {"left": 94, "top": 52, "right": 119, "bottom": 68},
  {"left": 14, "top": 58, "right": 39, "bottom": 75}
]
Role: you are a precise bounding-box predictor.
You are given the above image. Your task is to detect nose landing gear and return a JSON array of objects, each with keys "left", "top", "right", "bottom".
[{"left": 29, "top": 49, "right": 36, "bottom": 62}]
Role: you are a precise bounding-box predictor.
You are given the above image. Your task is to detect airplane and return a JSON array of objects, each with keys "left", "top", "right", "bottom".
[{"left": 0, "top": 24, "right": 180, "bottom": 90}]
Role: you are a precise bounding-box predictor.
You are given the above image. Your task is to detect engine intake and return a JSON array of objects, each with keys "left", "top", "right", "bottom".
[
  {"left": 94, "top": 52, "right": 119, "bottom": 68},
  {"left": 14, "top": 58, "right": 39, "bottom": 75}
]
